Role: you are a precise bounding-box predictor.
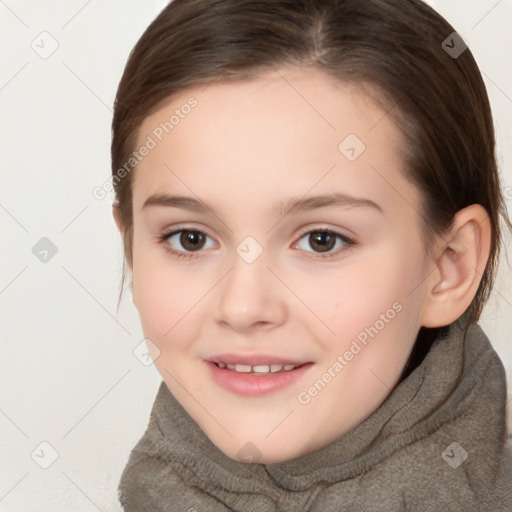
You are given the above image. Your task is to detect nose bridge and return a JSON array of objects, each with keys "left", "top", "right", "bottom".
[
  {"left": 235, "top": 235, "right": 266, "bottom": 266},
  {"left": 223, "top": 235, "right": 270, "bottom": 303},
  {"left": 214, "top": 236, "right": 284, "bottom": 329}
]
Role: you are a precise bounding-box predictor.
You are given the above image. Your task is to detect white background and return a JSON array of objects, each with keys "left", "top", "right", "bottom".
[{"left": 0, "top": 1, "right": 510, "bottom": 510}]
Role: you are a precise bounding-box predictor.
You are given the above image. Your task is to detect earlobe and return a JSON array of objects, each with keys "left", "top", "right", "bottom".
[
  {"left": 421, "top": 204, "right": 491, "bottom": 328},
  {"left": 129, "top": 278, "right": 136, "bottom": 307}
]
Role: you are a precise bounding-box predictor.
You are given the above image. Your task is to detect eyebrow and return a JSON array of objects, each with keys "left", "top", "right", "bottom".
[{"left": 142, "top": 192, "right": 383, "bottom": 217}]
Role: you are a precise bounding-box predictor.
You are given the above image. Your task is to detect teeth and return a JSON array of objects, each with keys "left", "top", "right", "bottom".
[
  {"left": 252, "top": 365, "right": 270, "bottom": 373},
  {"left": 235, "top": 364, "right": 252, "bottom": 373},
  {"left": 216, "top": 362, "right": 301, "bottom": 373}
]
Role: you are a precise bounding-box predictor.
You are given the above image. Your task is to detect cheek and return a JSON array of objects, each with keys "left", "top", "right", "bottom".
[
  {"left": 317, "top": 262, "right": 400, "bottom": 333},
  {"left": 131, "top": 249, "right": 205, "bottom": 343},
  {"left": 317, "top": 244, "right": 422, "bottom": 358}
]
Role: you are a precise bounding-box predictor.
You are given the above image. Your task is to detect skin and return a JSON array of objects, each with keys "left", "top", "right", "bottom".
[{"left": 113, "top": 66, "right": 491, "bottom": 464}]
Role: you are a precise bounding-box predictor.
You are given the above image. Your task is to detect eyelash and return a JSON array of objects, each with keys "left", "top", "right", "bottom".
[{"left": 156, "top": 225, "right": 357, "bottom": 262}]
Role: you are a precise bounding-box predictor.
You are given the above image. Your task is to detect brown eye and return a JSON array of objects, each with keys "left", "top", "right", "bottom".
[
  {"left": 159, "top": 228, "right": 215, "bottom": 257},
  {"left": 179, "top": 230, "right": 206, "bottom": 251},
  {"left": 295, "top": 228, "right": 356, "bottom": 259},
  {"left": 308, "top": 231, "right": 337, "bottom": 253}
]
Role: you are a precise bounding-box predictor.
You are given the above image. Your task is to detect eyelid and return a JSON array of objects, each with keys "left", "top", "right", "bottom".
[
  {"left": 290, "top": 220, "right": 355, "bottom": 243},
  {"left": 296, "top": 223, "right": 355, "bottom": 240},
  {"left": 160, "top": 223, "right": 215, "bottom": 239}
]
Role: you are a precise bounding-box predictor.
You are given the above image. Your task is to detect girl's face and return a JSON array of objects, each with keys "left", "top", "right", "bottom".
[{"left": 128, "top": 66, "right": 433, "bottom": 463}]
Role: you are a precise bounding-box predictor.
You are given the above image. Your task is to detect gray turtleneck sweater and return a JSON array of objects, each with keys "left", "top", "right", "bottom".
[{"left": 117, "top": 317, "right": 512, "bottom": 511}]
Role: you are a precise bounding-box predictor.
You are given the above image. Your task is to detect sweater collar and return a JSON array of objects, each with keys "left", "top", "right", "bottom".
[{"left": 141, "top": 313, "right": 498, "bottom": 492}]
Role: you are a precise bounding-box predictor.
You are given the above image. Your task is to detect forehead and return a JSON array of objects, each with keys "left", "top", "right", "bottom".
[
  {"left": 132, "top": 66, "right": 419, "bottom": 220},
  {"left": 139, "top": 67, "right": 391, "bottom": 145}
]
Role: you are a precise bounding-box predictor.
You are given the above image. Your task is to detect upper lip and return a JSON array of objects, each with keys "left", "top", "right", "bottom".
[{"left": 206, "top": 353, "right": 310, "bottom": 366}]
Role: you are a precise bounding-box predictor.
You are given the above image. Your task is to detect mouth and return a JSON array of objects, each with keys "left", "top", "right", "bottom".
[
  {"left": 205, "top": 355, "right": 314, "bottom": 396},
  {"left": 212, "top": 361, "right": 307, "bottom": 375}
]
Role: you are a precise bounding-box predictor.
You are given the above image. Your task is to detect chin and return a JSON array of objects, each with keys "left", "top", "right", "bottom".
[{"left": 216, "top": 437, "right": 306, "bottom": 465}]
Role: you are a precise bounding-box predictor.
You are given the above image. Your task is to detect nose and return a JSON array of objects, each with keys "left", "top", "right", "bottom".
[{"left": 213, "top": 248, "right": 286, "bottom": 333}]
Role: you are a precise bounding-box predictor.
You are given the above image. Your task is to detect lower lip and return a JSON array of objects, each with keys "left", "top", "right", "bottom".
[{"left": 206, "top": 361, "right": 314, "bottom": 397}]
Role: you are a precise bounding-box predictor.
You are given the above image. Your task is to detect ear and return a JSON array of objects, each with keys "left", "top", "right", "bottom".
[
  {"left": 112, "top": 205, "right": 135, "bottom": 298},
  {"left": 112, "top": 204, "right": 124, "bottom": 233},
  {"left": 420, "top": 204, "right": 492, "bottom": 328}
]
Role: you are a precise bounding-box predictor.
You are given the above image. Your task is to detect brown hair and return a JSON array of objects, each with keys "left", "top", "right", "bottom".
[{"left": 111, "top": 0, "right": 511, "bottom": 379}]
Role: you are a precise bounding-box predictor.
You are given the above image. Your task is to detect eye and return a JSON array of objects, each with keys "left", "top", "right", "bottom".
[
  {"left": 157, "top": 226, "right": 356, "bottom": 261},
  {"left": 157, "top": 227, "right": 215, "bottom": 260},
  {"left": 294, "top": 228, "right": 356, "bottom": 259}
]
